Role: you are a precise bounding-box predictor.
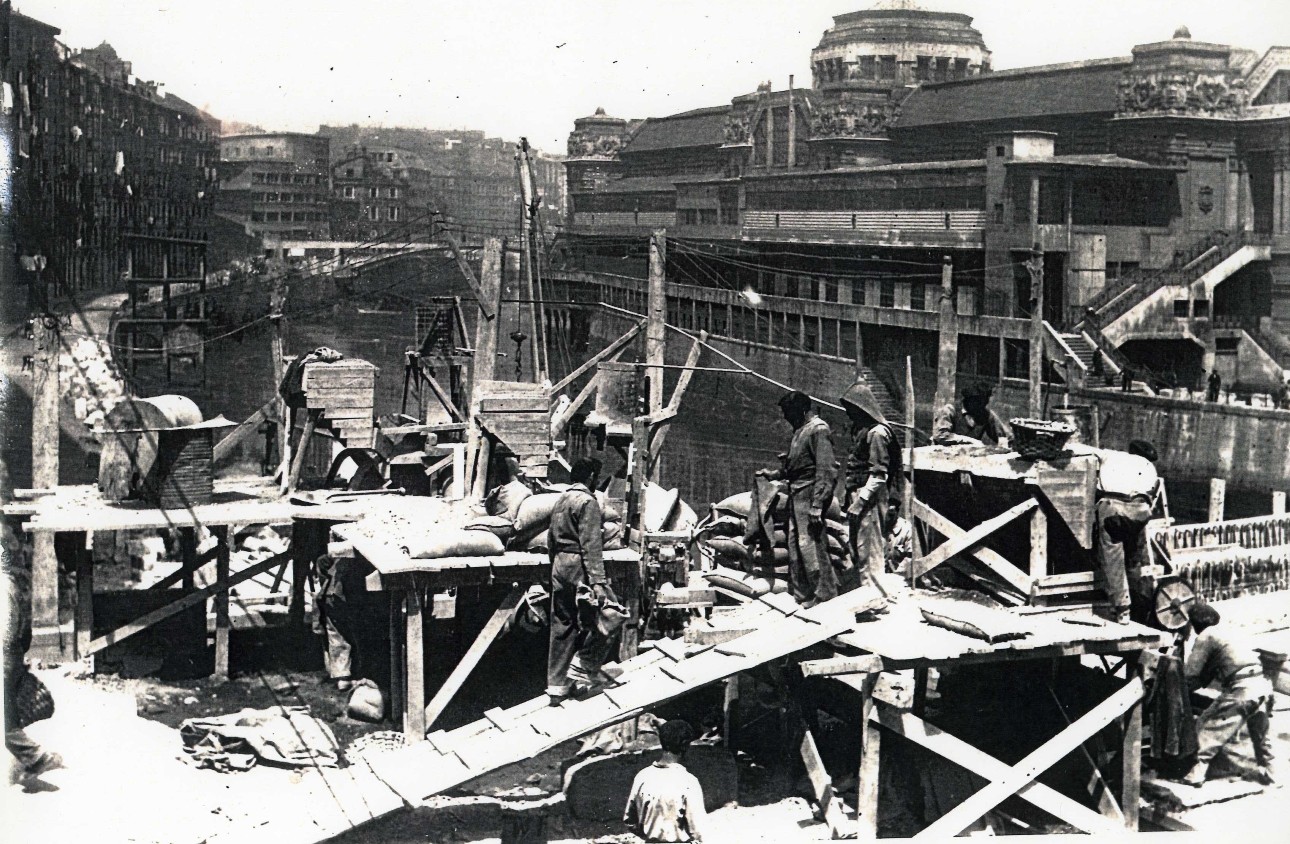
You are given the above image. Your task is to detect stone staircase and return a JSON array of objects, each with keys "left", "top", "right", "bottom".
[{"left": 855, "top": 364, "right": 902, "bottom": 422}]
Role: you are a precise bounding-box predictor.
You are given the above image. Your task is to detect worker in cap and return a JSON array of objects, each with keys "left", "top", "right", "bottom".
[
  {"left": 546, "top": 457, "right": 619, "bottom": 704},
  {"left": 932, "top": 382, "right": 1013, "bottom": 447},
  {"left": 1181, "top": 603, "right": 1276, "bottom": 787},
  {"left": 624, "top": 719, "right": 708, "bottom": 842},
  {"left": 757, "top": 390, "right": 838, "bottom": 607},
  {"left": 840, "top": 382, "right": 900, "bottom": 586},
  {"left": 1092, "top": 440, "right": 1161, "bottom": 624}
]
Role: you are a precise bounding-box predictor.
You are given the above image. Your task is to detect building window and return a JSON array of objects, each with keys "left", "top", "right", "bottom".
[
  {"left": 699, "top": 208, "right": 717, "bottom": 225},
  {"left": 367, "top": 206, "right": 379, "bottom": 221},
  {"left": 1173, "top": 299, "right": 1190, "bottom": 318},
  {"left": 911, "top": 282, "right": 926, "bottom": 310},
  {"left": 388, "top": 186, "right": 400, "bottom": 198},
  {"left": 387, "top": 206, "right": 400, "bottom": 221},
  {"left": 265, "top": 212, "right": 279, "bottom": 222},
  {"left": 853, "top": 279, "right": 866, "bottom": 305},
  {"left": 264, "top": 145, "right": 274, "bottom": 156},
  {"left": 954, "top": 58, "right": 970, "bottom": 79},
  {"left": 880, "top": 279, "right": 895, "bottom": 308},
  {"left": 916, "top": 56, "right": 931, "bottom": 81},
  {"left": 1193, "top": 299, "right": 1210, "bottom": 318},
  {"left": 343, "top": 186, "right": 355, "bottom": 198},
  {"left": 935, "top": 57, "right": 951, "bottom": 82},
  {"left": 345, "top": 168, "right": 355, "bottom": 177},
  {"left": 369, "top": 187, "right": 378, "bottom": 199},
  {"left": 880, "top": 55, "right": 896, "bottom": 80},
  {"left": 250, "top": 211, "right": 263, "bottom": 222},
  {"left": 994, "top": 202, "right": 1005, "bottom": 223},
  {"left": 266, "top": 192, "right": 278, "bottom": 202},
  {"left": 859, "top": 55, "right": 875, "bottom": 79},
  {"left": 996, "top": 146, "right": 1006, "bottom": 158},
  {"left": 253, "top": 172, "right": 265, "bottom": 184}
]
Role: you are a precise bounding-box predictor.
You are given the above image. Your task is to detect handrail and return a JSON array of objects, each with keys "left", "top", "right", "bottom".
[{"left": 1042, "top": 321, "right": 1088, "bottom": 374}]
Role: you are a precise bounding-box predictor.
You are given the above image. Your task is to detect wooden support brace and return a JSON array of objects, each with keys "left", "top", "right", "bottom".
[
  {"left": 420, "top": 368, "right": 466, "bottom": 422},
  {"left": 212, "top": 400, "right": 276, "bottom": 464},
  {"left": 424, "top": 584, "right": 526, "bottom": 730},
  {"left": 911, "top": 498, "right": 1038, "bottom": 581},
  {"left": 286, "top": 408, "right": 323, "bottom": 492},
  {"left": 913, "top": 677, "right": 1144, "bottom": 838},
  {"left": 75, "top": 532, "right": 93, "bottom": 661},
  {"left": 84, "top": 552, "right": 287, "bottom": 657},
  {"left": 857, "top": 673, "right": 882, "bottom": 840},
  {"left": 148, "top": 543, "right": 222, "bottom": 591},
  {"left": 550, "top": 320, "right": 645, "bottom": 395},
  {"left": 800, "top": 721, "right": 851, "bottom": 839},
  {"left": 405, "top": 587, "right": 427, "bottom": 741},
  {"left": 551, "top": 372, "right": 603, "bottom": 438},
  {"left": 651, "top": 330, "right": 706, "bottom": 457},
  {"left": 442, "top": 229, "right": 494, "bottom": 319},
  {"left": 799, "top": 655, "right": 885, "bottom": 678},
  {"left": 870, "top": 703, "right": 1122, "bottom": 835}
]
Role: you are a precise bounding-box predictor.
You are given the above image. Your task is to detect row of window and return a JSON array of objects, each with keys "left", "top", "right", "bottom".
[
  {"left": 339, "top": 186, "right": 401, "bottom": 199},
  {"left": 255, "top": 192, "right": 322, "bottom": 203},
  {"left": 250, "top": 211, "right": 326, "bottom": 222},
  {"left": 363, "top": 206, "right": 401, "bottom": 221},
  {"left": 252, "top": 172, "right": 324, "bottom": 186}
]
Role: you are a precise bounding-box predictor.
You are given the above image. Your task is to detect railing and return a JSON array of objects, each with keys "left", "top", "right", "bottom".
[
  {"left": 1152, "top": 513, "right": 1290, "bottom": 600},
  {"left": 742, "top": 209, "right": 988, "bottom": 233},
  {"left": 570, "top": 211, "right": 676, "bottom": 228}
]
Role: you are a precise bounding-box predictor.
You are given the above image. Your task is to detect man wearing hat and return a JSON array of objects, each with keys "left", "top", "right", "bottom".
[
  {"left": 841, "top": 382, "right": 900, "bottom": 585},
  {"left": 1092, "top": 439, "right": 1161, "bottom": 624},
  {"left": 758, "top": 390, "right": 838, "bottom": 607},
  {"left": 932, "top": 383, "right": 1013, "bottom": 447}
]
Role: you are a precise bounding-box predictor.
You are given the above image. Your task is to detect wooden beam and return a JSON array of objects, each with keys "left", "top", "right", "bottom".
[
  {"left": 75, "top": 533, "right": 93, "bottom": 661},
  {"left": 551, "top": 372, "right": 602, "bottom": 438},
  {"left": 800, "top": 721, "right": 851, "bottom": 839},
  {"left": 213, "top": 526, "right": 231, "bottom": 682},
  {"left": 911, "top": 499, "right": 1032, "bottom": 595},
  {"left": 858, "top": 675, "right": 882, "bottom": 840},
  {"left": 911, "top": 498, "right": 1038, "bottom": 580},
  {"left": 871, "top": 704, "right": 1121, "bottom": 835},
  {"left": 420, "top": 368, "right": 466, "bottom": 422},
  {"left": 1121, "top": 655, "right": 1143, "bottom": 831},
  {"left": 85, "top": 552, "right": 287, "bottom": 656},
  {"left": 31, "top": 316, "right": 60, "bottom": 638},
  {"left": 470, "top": 237, "right": 504, "bottom": 400},
  {"left": 405, "top": 587, "right": 427, "bottom": 741},
  {"left": 550, "top": 320, "right": 645, "bottom": 395},
  {"left": 646, "top": 231, "right": 667, "bottom": 413},
  {"left": 442, "top": 228, "right": 493, "bottom": 320},
  {"left": 424, "top": 584, "right": 526, "bottom": 730},
  {"left": 286, "top": 408, "right": 323, "bottom": 492},
  {"left": 914, "top": 677, "right": 1144, "bottom": 839},
  {"left": 799, "top": 655, "right": 885, "bottom": 678},
  {"left": 650, "top": 331, "right": 705, "bottom": 462},
  {"left": 148, "top": 543, "right": 223, "bottom": 591},
  {"left": 212, "top": 400, "right": 276, "bottom": 465}
]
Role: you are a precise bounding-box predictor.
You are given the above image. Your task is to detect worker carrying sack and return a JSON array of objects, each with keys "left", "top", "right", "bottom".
[{"left": 576, "top": 583, "right": 628, "bottom": 637}]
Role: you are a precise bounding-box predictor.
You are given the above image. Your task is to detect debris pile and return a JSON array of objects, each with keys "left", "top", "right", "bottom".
[{"left": 61, "top": 335, "right": 127, "bottom": 427}]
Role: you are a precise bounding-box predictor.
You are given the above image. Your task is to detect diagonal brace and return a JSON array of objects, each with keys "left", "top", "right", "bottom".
[{"left": 912, "top": 498, "right": 1037, "bottom": 579}]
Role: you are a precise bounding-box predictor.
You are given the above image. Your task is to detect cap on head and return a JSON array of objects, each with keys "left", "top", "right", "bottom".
[
  {"left": 1190, "top": 602, "right": 1220, "bottom": 632},
  {"left": 778, "top": 390, "right": 813, "bottom": 416},
  {"left": 963, "top": 382, "right": 993, "bottom": 402},
  {"left": 658, "top": 719, "right": 696, "bottom": 754},
  {"left": 570, "top": 457, "right": 602, "bottom": 485}
]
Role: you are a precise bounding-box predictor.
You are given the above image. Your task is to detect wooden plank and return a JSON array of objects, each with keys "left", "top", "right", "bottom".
[
  {"left": 287, "top": 409, "right": 323, "bottom": 492},
  {"left": 871, "top": 704, "right": 1121, "bottom": 835},
  {"left": 75, "top": 533, "right": 93, "bottom": 661},
  {"left": 420, "top": 370, "right": 465, "bottom": 422},
  {"left": 424, "top": 584, "right": 525, "bottom": 729},
  {"left": 479, "top": 397, "right": 549, "bottom": 413},
  {"left": 214, "top": 526, "right": 231, "bottom": 682},
  {"left": 912, "top": 498, "right": 1038, "bottom": 579},
  {"left": 1121, "top": 656, "right": 1143, "bottom": 831},
  {"left": 212, "top": 401, "right": 276, "bottom": 464},
  {"left": 912, "top": 499, "right": 1033, "bottom": 595},
  {"left": 800, "top": 722, "right": 850, "bottom": 839},
  {"left": 1034, "top": 458, "right": 1097, "bottom": 550},
  {"left": 85, "top": 552, "right": 286, "bottom": 656},
  {"left": 914, "top": 677, "right": 1144, "bottom": 838},
  {"left": 405, "top": 588, "right": 427, "bottom": 741},
  {"left": 858, "top": 690, "right": 882, "bottom": 839}
]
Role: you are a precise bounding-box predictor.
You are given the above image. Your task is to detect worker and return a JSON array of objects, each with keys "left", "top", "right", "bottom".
[
  {"left": 624, "top": 719, "right": 708, "bottom": 843},
  {"left": 1092, "top": 439, "right": 1160, "bottom": 624},
  {"left": 1182, "top": 603, "right": 1276, "bottom": 787},
  {"left": 313, "top": 550, "right": 378, "bottom": 691},
  {"left": 884, "top": 505, "right": 914, "bottom": 575},
  {"left": 1207, "top": 369, "right": 1222, "bottom": 402},
  {"left": 547, "top": 457, "right": 618, "bottom": 705},
  {"left": 5, "top": 561, "right": 61, "bottom": 783},
  {"left": 757, "top": 390, "right": 838, "bottom": 608},
  {"left": 841, "top": 382, "right": 899, "bottom": 585},
  {"left": 932, "top": 383, "right": 1012, "bottom": 447}
]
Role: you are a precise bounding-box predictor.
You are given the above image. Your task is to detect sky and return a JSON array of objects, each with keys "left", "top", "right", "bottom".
[{"left": 13, "top": 0, "right": 1290, "bottom": 155}]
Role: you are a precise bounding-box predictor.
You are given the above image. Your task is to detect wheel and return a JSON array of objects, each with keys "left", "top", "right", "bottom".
[{"left": 1153, "top": 578, "right": 1196, "bottom": 631}]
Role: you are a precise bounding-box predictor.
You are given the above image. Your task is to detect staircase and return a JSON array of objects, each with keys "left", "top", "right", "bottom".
[
  {"left": 1059, "top": 332, "right": 1099, "bottom": 372},
  {"left": 1076, "top": 231, "right": 1266, "bottom": 332},
  {"left": 856, "top": 365, "right": 902, "bottom": 422}
]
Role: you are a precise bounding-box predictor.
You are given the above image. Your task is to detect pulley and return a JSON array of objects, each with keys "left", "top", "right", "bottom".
[{"left": 1153, "top": 578, "right": 1196, "bottom": 631}]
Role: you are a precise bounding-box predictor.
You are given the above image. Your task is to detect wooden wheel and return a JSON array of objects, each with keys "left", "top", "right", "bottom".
[{"left": 1153, "top": 579, "right": 1195, "bottom": 631}]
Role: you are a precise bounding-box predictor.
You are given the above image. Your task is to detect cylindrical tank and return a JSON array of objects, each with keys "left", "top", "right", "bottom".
[{"left": 98, "top": 395, "right": 203, "bottom": 500}]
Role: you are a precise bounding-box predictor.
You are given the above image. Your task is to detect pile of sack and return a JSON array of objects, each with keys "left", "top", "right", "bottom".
[
  {"left": 457, "top": 476, "right": 697, "bottom": 556},
  {"left": 694, "top": 478, "right": 852, "bottom": 587}
]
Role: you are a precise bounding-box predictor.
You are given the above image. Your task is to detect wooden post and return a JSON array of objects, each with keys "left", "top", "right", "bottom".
[
  {"left": 75, "top": 532, "right": 93, "bottom": 661},
  {"left": 723, "top": 675, "right": 740, "bottom": 749},
  {"left": 31, "top": 315, "right": 61, "bottom": 644},
  {"left": 1208, "top": 478, "right": 1226, "bottom": 523},
  {"left": 853, "top": 320, "right": 864, "bottom": 380},
  {"left": 934, "top": 255, "right": 958, "bottom": 413},
  {"left": 1273, "top": 491, "right": 1285, "bottom": 516},
  {"left": 787, "top": 75, "right": 796, "bottom": 168},
  {"left": 469, "top": 237, "right": 504, "bottom": 501},
  {"left": 389, "top": 591, "right": 405, "bottom": 738},
  {"left": 647, "top": 231, "right": 667, "bottom": 413},
  {"left": 858, "top": 683, "right": 882, "bottom": 839},
  {"left": 1121, "top": 653, "right": 1143, "bottom": 831},
  {"left": 1028, "top": 243, "right": 1045, "bottom": 418},
  {"left": 1030, "top": 505, "right": 1049, "bottom": 607},
  {"left": 270, "top": 277, "right": 289, "bottom": 488},
  {"left": 286, "top": 408, "right": 322, "bottom": 492},
  {"left": 213, "top": 525, "right": 230, "bottom": 682},
  {"left": 517, "top": 149, "right": 542, "bottom": 383},
  {"left": 405, "top": 585, "right": 427, "bottom": 741}
]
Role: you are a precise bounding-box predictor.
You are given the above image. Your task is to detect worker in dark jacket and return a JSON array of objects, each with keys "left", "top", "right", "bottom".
[
  {"left": 841, "top": 382, "right": 898, "bottom": 585},
  {"left": 758, "top": 390, "right": 838, "bottom": 607},
  {"left": 1182, "top": 603, "right": 1276, "bottom": 786},
  {"left": 932, "top": 383, "right": 1012, "bottom": 447},
  {"left": 547, "top": 458, "right": 618, "bottom": 704}
]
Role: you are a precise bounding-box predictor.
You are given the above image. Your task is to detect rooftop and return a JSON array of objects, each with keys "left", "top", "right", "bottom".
[{"left": 624, "top": 105, "right": 730, "bottom": 154}]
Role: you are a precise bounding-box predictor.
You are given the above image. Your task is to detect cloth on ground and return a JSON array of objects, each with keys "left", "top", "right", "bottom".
[
  {"left": 1145, "top": 653, "right": 1199, "bottom": 764},
  {"left": 180, "top": 706, "right": 340, "bottom": 770}
]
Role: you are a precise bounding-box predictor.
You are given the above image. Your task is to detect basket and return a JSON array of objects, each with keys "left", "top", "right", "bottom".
[
  {"left": 343, "top": 730, "right": 407, "bottom": 766},
  {"left": 1009, "top": 418, "right": 1076, "bottom": 461}
]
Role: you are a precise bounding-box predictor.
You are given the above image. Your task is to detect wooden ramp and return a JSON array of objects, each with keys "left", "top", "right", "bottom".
[{"left": 366, "top": 586, "right": 885, "bottom": 808}]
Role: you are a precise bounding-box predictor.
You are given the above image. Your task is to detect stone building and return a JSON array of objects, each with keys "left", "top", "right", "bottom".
[
  {"left": 216, "top": 132, "right": 332, "bottom": 242},
  {"left": 560, "top": 1, "right": 1290, "bottom": 394},
  {"left": 329, "top": 145, "right": 447, "bottom": 242},
  {"left": 3, "top": 4, "right": 220, "bottom": 306}
]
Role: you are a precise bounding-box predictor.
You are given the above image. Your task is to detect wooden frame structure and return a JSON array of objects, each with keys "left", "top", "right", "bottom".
[{"left": 335, "top": 524, "right": 644, "bottom": 742}]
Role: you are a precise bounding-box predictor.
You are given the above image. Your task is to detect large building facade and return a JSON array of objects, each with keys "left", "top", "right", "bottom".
[
  {"left": 216, "top": 132, "right": 332, "bottom": 242},
  {"left": 3, "top": 4, "right": 220, "bottom": 305},
  {"left": 560, "top": 2, "right": 1290, "bottom": 395}
]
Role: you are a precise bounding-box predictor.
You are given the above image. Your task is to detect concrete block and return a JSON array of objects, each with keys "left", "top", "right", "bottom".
[{"left": 563, "top": 746, "right": 738, "bottom": 821}]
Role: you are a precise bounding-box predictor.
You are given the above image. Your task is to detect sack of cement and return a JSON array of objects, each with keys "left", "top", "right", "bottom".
[
  {"left": 706, "top": 537, "right": 750, "bottom": 562},
  {"left": 641, "top": 482, "right": 681, "bottom": 533},
  {"left": 525, "top": 529, "right": 551, "bottom": 553},
  {"left": 514, "top": 492, "right": 563, "bottom": 534},
  {"left": 402, "top": 528, "right": 504, "bottom": 559},
  {"left": 713, "top": 492, "right": 753, "bottom": 519},
  {"left": 346, "top": 680, "right": 385, "bottom": 723},
  {"left": 465, "top": 515, "right": 517, "bottom": 544},
  {"left": 703, "top": 565, "right": 788, "bottom": 598},
  {"left": 603, "top": 521, "right": 624, "bottom": 551},
  {"left": 486, "top": 479, "right": 532, "bottom": 521},
  {"left": 918, "top": 598, "right": 1031, "bottom": 644},
  {"left": 665, "top": 499, "right": 699, "bottom": 531},
  {"left": 696, "top": 515, "right": 746, "bottom": 540}
]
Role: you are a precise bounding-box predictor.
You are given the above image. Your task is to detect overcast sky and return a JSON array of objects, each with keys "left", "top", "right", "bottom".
[{"left": 13, "top": 0, "right": 1290, "bottom": 154}]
